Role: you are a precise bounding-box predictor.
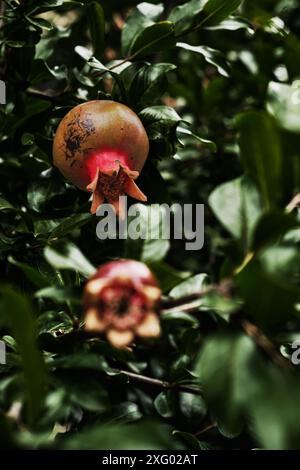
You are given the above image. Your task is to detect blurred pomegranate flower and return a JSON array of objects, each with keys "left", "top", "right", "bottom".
[{"left": 83, "top": 260, "right": 161, "bottom": 348}]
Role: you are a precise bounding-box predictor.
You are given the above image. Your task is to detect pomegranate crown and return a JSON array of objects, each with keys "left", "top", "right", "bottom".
[{"left": 83, "top": 259, "right": 162, "bottom": 348}]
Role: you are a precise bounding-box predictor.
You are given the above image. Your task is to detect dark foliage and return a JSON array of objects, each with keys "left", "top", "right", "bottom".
[{"left": 0, "top": 0, "right": 300, "bottom": 450}]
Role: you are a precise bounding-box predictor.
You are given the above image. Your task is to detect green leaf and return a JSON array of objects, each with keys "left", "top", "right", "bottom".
[
  {"left": 129, "top": 63, "right": 176, "bottom": 110},
  {"left": 249, "top": 367, "right": 300, "bottom": 450},
  {"left": 30, "top": 1, "right": 83, "bottom": 14},
  {"left": 121, "top": 2, "right": 164, "bottom": 56},
  {"left": 251, "top": 212, "right": 300, "bottom": 251},
  {"left": 62, "top": 421, "right": 176, "bottom": 450},
  {"left": 0, "top": 288, "right": 45, "bottom": 424},
  {"left": 168, "top": 0, "right": 206, "bottom": 34},
  {"left": 48, "top": 213, "right": 92, "bottom": 239},
  {"left": 162, "top": 311, "right": 199, "bottom": 326},
  {"left": 177, "top": 42, "right": 230, "bottom": 77},
  {"left": 169, "top": 0, "right": 243, "bottom": 35},
  {"left": 25, "top": 16, "right": 53, "bottom": 31},
  {"left": 205, "top": 16, "right": 254, "bottom": 33},
  {"left": 177, "top": 126, "right": 217, "bottom": 152},
  {"left": 50, "top": 353, "right": 112, "bottom": 373},
  {"left": 196, "top": 331, "right": 256, "bottom": 436},
  {"left": 267, "top": 81, "right": 300, "bottom": 133},
  {"left": 202, "top": 291, "right": 240, "bottom": 316},
  {"left": 88, "top": 57, "right": 127, "bottom": 100},
  {"left": 37, "top": 310, "right": 73, "bottom": 336},
  {"left": 179, "top": 392, "right": 207, "bottom": 420},
  {"left": 260, "top": 246, "right": 300, "bottom": 286},
  {"left": 54, "top": 373, "right": 108, "bottom": 412},
  {"left": 173, "top": 430, "right": 208, "bottom": 450},
  {"left": 236, "top": 111, "right": 283, "bottom": 210},
  {"left": 129, "top": 21, "right": 175, "bottom": 58},
  {"left": 236, "top": 256, "right": 297, "bottom": 327},
  {"left": 8, "top": 257, "right": 49, "bottom": 288},
  {"left": 35, "top": 286, "right": 81, "bottom": 303},
  {"left": 28, "top": 59, "right": 68, "bottom": 86},
  {"left": 148, "top": 261, "right": 190, "bottom": 293},
  {"left": 0, "top": 197, "right": 14, "bottom": 211},
  {"left": 44, "top": 243, "right": 96, "bottom": 278},
  {"left": 137, "top": 160, "right": 171, "bottom": 203},
  {"left": 194, "top": 0, "right": 244, "bottom": 26},
  {"left": 87, "top": 1, "right": 105, "bottom": 59},
  {"left": 198, "top": 332, "right": 300, "bottom": 449},
  {"left": 9, "top": 97, "right": 52, "bottom": 135},
  {"left": 169, "top": 273, "right": 209, "bottom": 298},
  {"left": 140, "top": 104, "right": 182, "bottom": 126},
  {"left": 21, "top": 132, "right": 35, "bottom": 145},
  {"left": 124, "top": 203, "right": 170, "bottom": 262},
  {"left": 141, "top": 238, "right": 170, "bottom": 263},
  {"left": 0, "top": 414, "right": 16, "bottom": 449},
  {"left": 209, "top": 176, "right": 262, "bottom": 246},
  {"left": 154, "top": 391, "right": 176, "bottom": 418},
  {"left": 27, "top": 178, "right": 66, "bottom": 213},
  {"left": 4, "top": 40, "right": 26, "bottom": 48}
]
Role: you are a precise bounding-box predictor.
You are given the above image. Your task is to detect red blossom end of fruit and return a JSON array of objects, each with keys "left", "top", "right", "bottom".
[{"left": 85, "top": 148, "right": 147, "bottom": 215}]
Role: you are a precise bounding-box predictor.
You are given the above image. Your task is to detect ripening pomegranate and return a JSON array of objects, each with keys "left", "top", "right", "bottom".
[
  {"left": 53, "top": 100, "right": 149, "bottom": 215},
  {"left": 83, "top": 259, "right": 161, "bottom": 348}
]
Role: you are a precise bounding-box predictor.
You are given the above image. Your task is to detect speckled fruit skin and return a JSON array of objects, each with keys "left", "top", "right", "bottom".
[{"left": 52, "top": 100, "right": 149, "bottom": 214}]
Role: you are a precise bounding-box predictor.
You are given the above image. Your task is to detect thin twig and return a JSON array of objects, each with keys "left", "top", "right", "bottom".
[
  {"left": 161, "top": 291, "right": 211, "bottom": 312},
  {"left": 119, "top": 369, "right": 202, "bottom": 395},
  {"left": 239, "top": 318, "right": 293, "bottom": 370},
  {"left": 195, "top": 422, "right": 217, "bottom": 436}
]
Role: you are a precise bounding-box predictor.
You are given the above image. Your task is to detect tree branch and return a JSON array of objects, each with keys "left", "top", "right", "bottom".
[
  {"left": 118, "top": 369, "right": 202, "bottom": 395},
  {"left": 161, "top": 285, "right": 293, "bottom": 371},
  {"left": 239, "top": 318, "right": 293, "bottom": 370},
  {"left": 161, "top": 292, "right": 210, "bottom": 312}
]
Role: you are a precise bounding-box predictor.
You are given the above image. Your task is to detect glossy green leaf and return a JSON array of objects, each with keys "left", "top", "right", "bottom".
[
  {"left": 169, "top": 0, "right": 243, "bottom": 35},
  {"left": 267, "top": 81, "right": 300, "bottom": 133},
  {"left": 62, "top": 421, "right": 176, "bottom": 450},
  {"left": 8, "top": 257, "right": 49, "bottom": 288},
  {"left": 205, "top": 16, "right": 254, "bottom": 33},
  {"left": 35, "top": 286, "right": 81, "bottom": 303},
  {"left": 0, "top": 197, "right": 14, "bottom": 211},
  {"left": 44, "top": 243, "right": 96, "bottom": 277},
  {"left": 0, "top": 288, "right": 45, "bottom": 424},
  {"left": 169, "top": 273, "right": 208, "bottom": 298},
  {"left": 148, "top": 261, "right": 190, "bottom": 293},
  {"left": 129, "top": 63, "right": 176, "bottom": 110},
  {"left": 130, "top": 21, "right": 175, "bottom": 58},
  {"left": 236, "top": 111, "right": 283, "bottom": 209},
  {"left": 236, "top": 257, "right": 297, "bottom": 327},
  {"left": 154, "top": 391, "right": 176, "bottom": 418},
  {"left": 251, "top": 212, "right": 300, "bottom": 251},
  {"left": 140, "top": 105, "right": 182, "bottom": 126},
  {"left": 177, "top": 126, "right": 217, "bottom": 151},
  {"left": 48, "top": 214, "right": 92, "bottom": 239},
  {"left": 196, "top": 332, "right": 256, "bottom": 435},
  {"left": 87, "top": 1, "right": 105, "bottom": 59},
  {"left": 177, "top": 42, "right": 231, "bottom": 77},
  {"left": 209, "top": 176, "right": 262, "bottom": 245},
  {"left": 25, "top": 16, "right": 53, "bottom": 31},
  {"left": 121, "top": 2, "right": 164, "bottom": 56}
]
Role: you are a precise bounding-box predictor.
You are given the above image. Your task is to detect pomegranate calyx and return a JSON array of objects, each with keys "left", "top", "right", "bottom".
[{"left": 86, "top": 161, "right": 147, "bottom": 215}]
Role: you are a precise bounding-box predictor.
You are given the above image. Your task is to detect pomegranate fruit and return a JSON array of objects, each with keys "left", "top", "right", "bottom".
[
  {"left": 83, "top": 259, "right": 161, "bottom": 348},
  {"left": 53, "top": 100, "right": 149, "bottom": 215}
]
